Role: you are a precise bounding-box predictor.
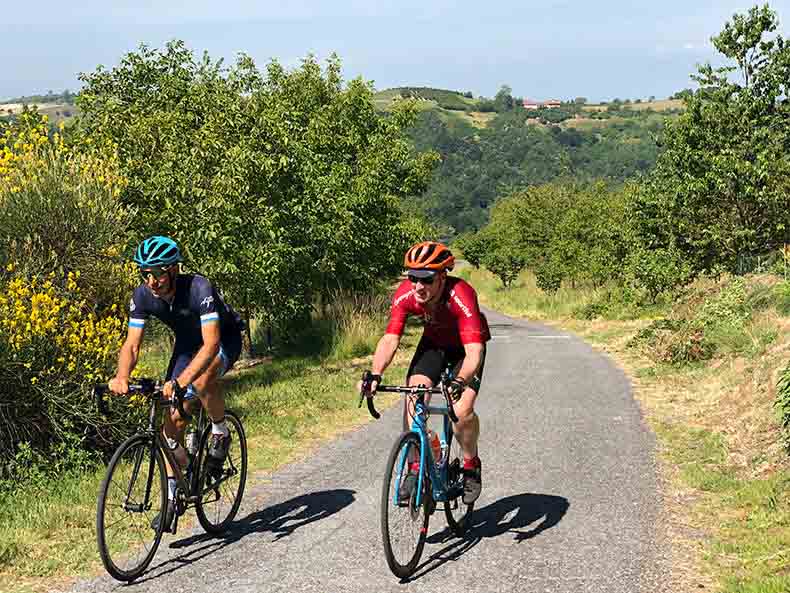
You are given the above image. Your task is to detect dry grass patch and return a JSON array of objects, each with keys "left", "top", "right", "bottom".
[
  {"left": 582, "top": 99, "right": 684, "bottom": 112},
  {"left": 466, "top": 111, "right": 497, "bottom": 128}
]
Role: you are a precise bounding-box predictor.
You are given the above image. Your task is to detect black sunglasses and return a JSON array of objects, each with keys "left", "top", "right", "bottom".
[
  {"left": 140, "top": 267, "right": 170, "bottom": 282},
  {"left": 408, "top": 274, "right": 436, "bottom": 285}
]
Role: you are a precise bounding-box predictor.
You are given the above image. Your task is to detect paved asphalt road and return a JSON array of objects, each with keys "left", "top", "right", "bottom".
[{"left": 63, "top": 308, "right": 668, "bottom": 593}]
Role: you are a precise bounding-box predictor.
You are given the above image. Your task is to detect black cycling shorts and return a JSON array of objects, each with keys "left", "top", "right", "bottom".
[
  {"left": 166, "top": 331, "right": 242, "bottom": 397},
  {"left": 406, "top": 337, "right": 486, "bottom": 393}
]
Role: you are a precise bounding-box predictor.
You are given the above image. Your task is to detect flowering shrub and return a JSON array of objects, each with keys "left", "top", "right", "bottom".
[
  {"left": 0, "top": 270, "right": 124, "bottom": 456},
  {"left": 0, "top": 110, "right": 138, "bottom": 475}
]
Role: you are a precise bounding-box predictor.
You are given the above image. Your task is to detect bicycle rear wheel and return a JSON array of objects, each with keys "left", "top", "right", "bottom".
[
  {"left": 96, "top": 434, "right": 167, "bottom": 582},
  {"left": 381, "top": 431, "right": 430, "bottom": 579},
  {"left": 443, "top": 428, "right": 474, "bottom": 536},
  {"left": 195, "top": 409, "right": 248, "bottom": 534}
]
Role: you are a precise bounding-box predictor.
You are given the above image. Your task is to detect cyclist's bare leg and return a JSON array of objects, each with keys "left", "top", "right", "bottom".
[
  {"left": 192, "top": 354, "right": 226, "bottom": 424},
  {"left": 162, "top": 405, "right": 189, "bottom": 476},
  {"left": 161, "top": 354, "right": 225, "bottom": 476},
  {"left": 451, "top": 387, "right": 480, "bottom": 460}
]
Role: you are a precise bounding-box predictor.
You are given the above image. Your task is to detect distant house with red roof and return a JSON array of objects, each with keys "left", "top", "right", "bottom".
[{"left": 522, "top": 98, "right": 562, "bottom": 109}]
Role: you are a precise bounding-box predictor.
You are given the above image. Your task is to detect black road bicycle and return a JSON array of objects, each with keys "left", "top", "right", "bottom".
[{"left": 93, "top": 379, "right": 247, "bottom": 582}]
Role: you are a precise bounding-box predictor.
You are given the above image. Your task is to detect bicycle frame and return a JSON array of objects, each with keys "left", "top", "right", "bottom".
[
  {"left": 99, "top": 384, "right": 222, "bottom": 514},
  {"left": 393, "top": 395, "right": 458, "bottom": 508},
  {"left": 360, "top": 369, "right": 462, "bottom": 510}
]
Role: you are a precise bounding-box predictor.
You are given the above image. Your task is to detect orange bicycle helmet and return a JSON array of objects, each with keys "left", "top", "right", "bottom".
[{"left": 404, "top": 241, "right": 455, "bottom": 273}]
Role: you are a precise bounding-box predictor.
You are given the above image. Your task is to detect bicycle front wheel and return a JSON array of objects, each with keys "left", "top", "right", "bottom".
[
  {"left": 381, "top": 431, "right": 430, "bottom": 579},
  {"left": 96, "top": 434, "right": 167, "bottom": 582},
  {"left": 195, "top": 409, "right": 248, "bottom": 534},
  {"left": 443, "top": 428, "right": 474, "bottom": 536}
]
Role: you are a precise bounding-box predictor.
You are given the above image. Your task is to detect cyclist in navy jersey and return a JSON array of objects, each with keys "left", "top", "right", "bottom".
[{"left": 109, "top": 235, "right": 243, "bottom": 530}]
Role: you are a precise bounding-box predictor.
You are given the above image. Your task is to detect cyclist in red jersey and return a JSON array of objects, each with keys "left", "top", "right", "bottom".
[{"left": 360, "top": 241, "right": 490, "bottom": 503}]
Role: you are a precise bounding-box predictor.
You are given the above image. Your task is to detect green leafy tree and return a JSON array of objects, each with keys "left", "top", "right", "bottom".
[
  {"left": 494, "top": 84, "right": 515, "bottom": 113},
  {"left": 76, "top": 41, "right": 437, "bottom": 333},
  {"left": 453, "top": 231, "right": 491, "bottom": 269},
  {"left": 482, "top": 247, "right": 525, "bottom": 287},
  {"left": 545, "top": 182, "right": 629, "bottom": 288},
  {"left": 633, "top": 4, "right": 790, "bottom": 277}
]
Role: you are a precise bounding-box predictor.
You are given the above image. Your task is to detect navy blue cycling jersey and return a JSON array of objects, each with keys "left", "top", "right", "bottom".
[{"left": 128, "top": 274, "right": 243, "bottom": 353}]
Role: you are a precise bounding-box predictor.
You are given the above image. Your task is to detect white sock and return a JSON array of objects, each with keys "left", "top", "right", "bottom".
[
  {"left": 167, "top": 477, "right": 176, "bottom": 500},
  {"left": 211, "top": 419, "right": 229, "bottom": 437}
]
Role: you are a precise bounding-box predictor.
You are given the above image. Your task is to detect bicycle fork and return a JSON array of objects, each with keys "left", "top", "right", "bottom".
[{"left": 122, "top": 442, "right": 158, "bottom": 514}]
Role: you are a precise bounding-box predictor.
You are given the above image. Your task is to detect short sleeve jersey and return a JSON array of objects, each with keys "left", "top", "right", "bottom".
[
  {"left": 128, "top": 274, "right": 243, "bottom": 353},
  {"left": 385, "top": 277, "right": 491, "bottom": 349}
]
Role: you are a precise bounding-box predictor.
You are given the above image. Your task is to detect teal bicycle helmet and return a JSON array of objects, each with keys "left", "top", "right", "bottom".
[{"left": 133, "top": 236, "right": 182, "bottom": 268}]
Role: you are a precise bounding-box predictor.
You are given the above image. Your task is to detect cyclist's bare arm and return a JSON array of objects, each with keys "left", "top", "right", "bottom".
[
  {"left": 372, "top": 333, "right": 401, "bottom": 376},
  {"left": 110, "top": 326, "right": 144, "bottom": 394},
  {"left": 358, "top": 333, "right": 401, "bottom": 394},
  {"left": 175, "top": 321, "right": 221, "bottom": 389},
  {"left": 455, "top": 342, "right": 484, "bottom": 385}
]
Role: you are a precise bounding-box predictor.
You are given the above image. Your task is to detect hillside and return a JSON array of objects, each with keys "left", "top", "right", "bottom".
[{"left": 374, "top": 87, "right": 684, "bottom": 131}]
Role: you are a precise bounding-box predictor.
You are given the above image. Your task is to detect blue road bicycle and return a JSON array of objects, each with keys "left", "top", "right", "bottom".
[{"left": 360, "top": 369, "right": 473, "bottom": 578}]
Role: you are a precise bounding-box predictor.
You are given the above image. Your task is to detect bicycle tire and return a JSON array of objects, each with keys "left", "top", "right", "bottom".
[
  {"left": 443, "top": 428, "right": 474, "bottom": 536},
  {"left": 381, "top": 431, "right": 430, "bottom": 579},
  {"left": 96, "top": 434, "right": 167, "bottom": 582},
  {"left": 195, "top": 409, "right": 248, "bottom": 534}
]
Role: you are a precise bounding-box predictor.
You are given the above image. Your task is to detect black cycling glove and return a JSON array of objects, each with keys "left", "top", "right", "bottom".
[
  {"left": 447, "top": 377, "right": 466, "bottom": 402},
  {"left": 361, "top": 371, "right": 382, "bottom": 394}
]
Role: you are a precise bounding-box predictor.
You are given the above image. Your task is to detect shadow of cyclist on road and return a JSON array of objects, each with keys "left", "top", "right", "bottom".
[
  {"left": 404, "top": 492, "right": 569, "bottom": 582},
  {"left": 134, "top": 489, "right": 355, "bottom": 584}
]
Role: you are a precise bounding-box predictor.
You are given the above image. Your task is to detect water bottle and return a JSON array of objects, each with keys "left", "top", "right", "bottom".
[{"left": 185, "top": 427, "right": 198, "bottom": 457}]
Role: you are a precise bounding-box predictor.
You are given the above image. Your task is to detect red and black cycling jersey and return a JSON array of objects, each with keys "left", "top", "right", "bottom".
[{"left": 385, "top": 276, "right": 491, "bottom": 349}]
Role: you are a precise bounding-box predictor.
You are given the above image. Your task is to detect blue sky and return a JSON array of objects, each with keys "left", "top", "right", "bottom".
[{"left": 2, "top": 1, "right": 789, "bottom": 102}]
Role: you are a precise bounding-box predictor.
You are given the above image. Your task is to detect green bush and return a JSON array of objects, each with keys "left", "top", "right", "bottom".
[
  {"left": 453, "top": 231, "right": 490, "bottom": 269},
  {"left": 626, "top": 318, "right": 683, "bottom": 349},
  {"left": 625, "top": 246, "right": 693, "bottom": 301},
  {"left": 775, "top": 362, "right": 790, "bottom": 454},
  {"left": 660, "top": 326, "right": 716, "bottom": 364},
  {"left": 483, "top": 248, "right": 526, "bottom": 288},
  {"left": 575, "top": 301, "right": 608, "bottom": 320},
  {"left": 535, "top": 260, "right": 563, "bottom": 293},
  {"left": 77, "top": 42, "right": 438, "bottom": 332},
  {"left": 695, "top": 277, "right": 749, "bottom": 328},
  {"left": 773, "top": 281, "right": 790, "bottom": 315}
]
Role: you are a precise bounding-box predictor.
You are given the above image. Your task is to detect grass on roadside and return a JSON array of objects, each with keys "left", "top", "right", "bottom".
[
  {"left": 468, "top": 267, "right": 790, "bottom": 592},
  {"left": 456, "top": 265, "right": 669, "bottom": 321}
]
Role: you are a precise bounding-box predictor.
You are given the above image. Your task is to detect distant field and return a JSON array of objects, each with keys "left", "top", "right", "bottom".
[
  {"left": 583, "top": 98, "right": 684, "bottom": 112},
  {"left": 563, "top": 116, "right": 626, "bottom": 129},
  {"left": 0, "top": 101, "right": 78, "bottom": 124}
]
